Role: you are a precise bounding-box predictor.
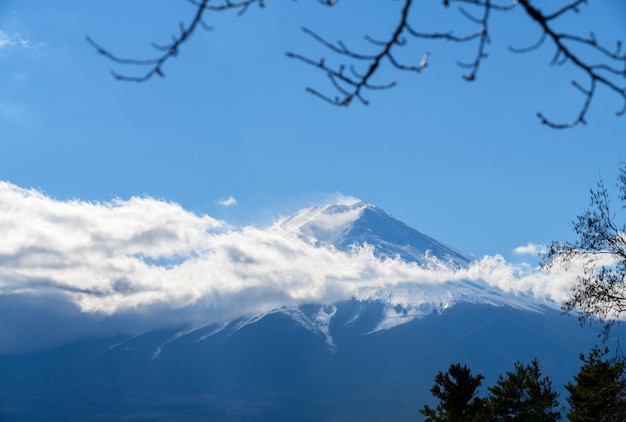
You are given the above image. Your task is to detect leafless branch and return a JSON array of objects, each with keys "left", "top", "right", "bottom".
[
  {"left": 543, "top": 165, "right": 626, "bottom": 338},
  {"left": 515, "top": 1, "right": 626, "bottom": 128},
  {"left": 87, "top": 0, "right": 264, "bottom": 82},
  {"left": 508, "top": 32, "right": 547, "bottom": 54},
  {"left": 88, "top": 0, "right": 626, "bottom": 129},
  {"left": 543, "top": 0, "right": 587, "bottom": 21},
  {"left": 287, "top": 0, "right": 422, "bottom": 106}
]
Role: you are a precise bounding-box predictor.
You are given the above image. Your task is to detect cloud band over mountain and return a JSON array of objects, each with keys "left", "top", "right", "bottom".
[{"left": 0, "top": 181, "right": 579, "bottom": 353}]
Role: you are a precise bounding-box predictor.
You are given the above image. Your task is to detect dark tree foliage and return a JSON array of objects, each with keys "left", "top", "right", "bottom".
[
  {"left": 86, "top": 1, "right": 626, "bottom": 129},
  {"left": 543, "top": 165, "right": 626, "bottom": 339},
  {"left": 420, "top": 362, "right": 486, "bottom": 421},
  {"left": 566, "top": 346, "right": 626, "bottom": 422},
  {"left": 486, "top": 359, "right": 560, "bottom": 421}
]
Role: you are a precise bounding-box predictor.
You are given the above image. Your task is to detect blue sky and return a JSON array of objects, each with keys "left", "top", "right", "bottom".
[{"left": 1, "top": 0, "right": 625, "bottom": 262}]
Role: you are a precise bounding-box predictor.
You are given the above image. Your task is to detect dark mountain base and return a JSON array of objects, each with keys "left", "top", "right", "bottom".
[{"left": 0, "top": 302, "right": 619, "bottom": 421}]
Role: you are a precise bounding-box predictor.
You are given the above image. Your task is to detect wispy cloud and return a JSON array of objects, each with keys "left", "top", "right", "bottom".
[
  {"left": 514, "top": 242, "right": 547, "bottom": 256},
  {"left": 326, "top": 193, "right": 361, "bottom": 206},
  {"left": 0, "top": 30, "right": 28, "bottom": 50},
  {"left": 0, "top": 182, "right": 581, "bottom": 353},
  {"left": 217, "top": 196, "right": 237, "bottom": 207},
  {"left": 0, "top": 31, "right": 11, "bottom": 48},
  {"left": 0, "top": 100, "right": 26, "bottom": 119}
]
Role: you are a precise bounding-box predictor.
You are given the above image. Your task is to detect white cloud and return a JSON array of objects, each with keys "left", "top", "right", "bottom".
[
  {"left": 0, "top": 30, "right": 28, "bottom": 50},
  {"left": 0, "top": 31, "right": 11, "bottom": 48},
  {"left": 217, "top": 196, "right": 237, "bottom": 207},
  {"left": 0, "top": 181, "right": 582, "bottom": 353},
  {"left": 327, "top": 193, "right": 361, "bottom": 206},
  {"left": 514, "top": 242, "right": 547, "bottom": 256}
]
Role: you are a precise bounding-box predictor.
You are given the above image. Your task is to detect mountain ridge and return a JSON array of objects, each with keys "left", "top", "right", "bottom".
[
  {"left": 277, "top": 201, "right": 474, "bottom": 267},
  {"left": 91, "top": 200, "right": 556, "bottom": 358},
  {"left": 271, "top": 201, "right": 554, "bottom": 336}
]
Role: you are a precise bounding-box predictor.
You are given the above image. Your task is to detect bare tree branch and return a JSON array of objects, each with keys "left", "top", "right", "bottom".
[
  {"left": 515, "top": 1, "right": 626, "bottom": 128},
  {"left": 287, "top": 0, "right": 422, "bottom": 106},
  {"left": 87, "top": 0, "right": 626, "bottom": 129},
  {"left": 86, "top": 0, "right": 264, "bottom": 82},
  {"left": 543, "top": 165, "right": 626, "bottom": 338}
]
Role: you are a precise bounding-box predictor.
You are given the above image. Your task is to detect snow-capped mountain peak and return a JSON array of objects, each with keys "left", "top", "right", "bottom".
[
  {"left": 277, "top": 200, "right": 473, "bottom": 267},
  {"left": 269, "top": 200, "right": 557, "bottom": 338},
  {"left": 277, "top": 201, "right": 368, "bottom": 244}
]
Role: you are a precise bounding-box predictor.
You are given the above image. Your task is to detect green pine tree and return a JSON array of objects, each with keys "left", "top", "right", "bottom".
[
  {"left": 486, "top": 358, "right": 560, "bottom": 421},
  {"left": 420, "top": 362, "right": 486, "bottom": 421},
  {"left": 566, "top": 346, "right": 626, "bottom": 422}
]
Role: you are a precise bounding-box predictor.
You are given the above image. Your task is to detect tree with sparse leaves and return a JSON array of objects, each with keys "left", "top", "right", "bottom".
[
  {"left": 87, "top": 1, "right": 626, "bottom": 129},
  {"left": 543, "top": 164, "right": 626, "bottom": 339},
  {"left": 486, "top": 359, "right": 560, "bottom": 421},
  {"left": 566, "top": 346, "right": 626, "bottom": 422},
  {"left": 420, "top": 362, "right": 486, "bottom": 421}
]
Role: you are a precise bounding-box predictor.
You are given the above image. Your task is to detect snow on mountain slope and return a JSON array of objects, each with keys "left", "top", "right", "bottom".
[
  {"left": 254, "top": 201, "right": 556, "bottom": 339},
  {"left": 277, "top": 201, "right": 473, "bottom": 266},
  {"left": 353, "top": 281, "right": 551, "bottom": 332},
  {"left": 135, "top": 200, "right": 557, "bottom": 358},
  {"left": 278, "top": 201, "right": 365, "bottom": 245}
]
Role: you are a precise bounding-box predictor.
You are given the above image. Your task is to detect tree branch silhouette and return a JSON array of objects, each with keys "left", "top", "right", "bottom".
[
  {"left": 87, "top": 0, "right": 626, "bottom": 129},
  {"left": 515, "top": 0, "right": 626, "bottom": 128},
  {"left": 86, "top": 0, "right": 265, "bottom": 82},
  {"left": 543, "top": 165, "right": 626, "bottom": 339}
]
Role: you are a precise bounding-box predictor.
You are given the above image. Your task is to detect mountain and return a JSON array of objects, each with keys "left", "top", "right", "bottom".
[
  {"left": 277, "top": 201, "right": 473, "bottom": 266},
  {"left": 0, "top": 201, "right": 616, "bottom": 421},
  {"left": 277, "top": 201, "right": 549, "bottom": 331}
]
